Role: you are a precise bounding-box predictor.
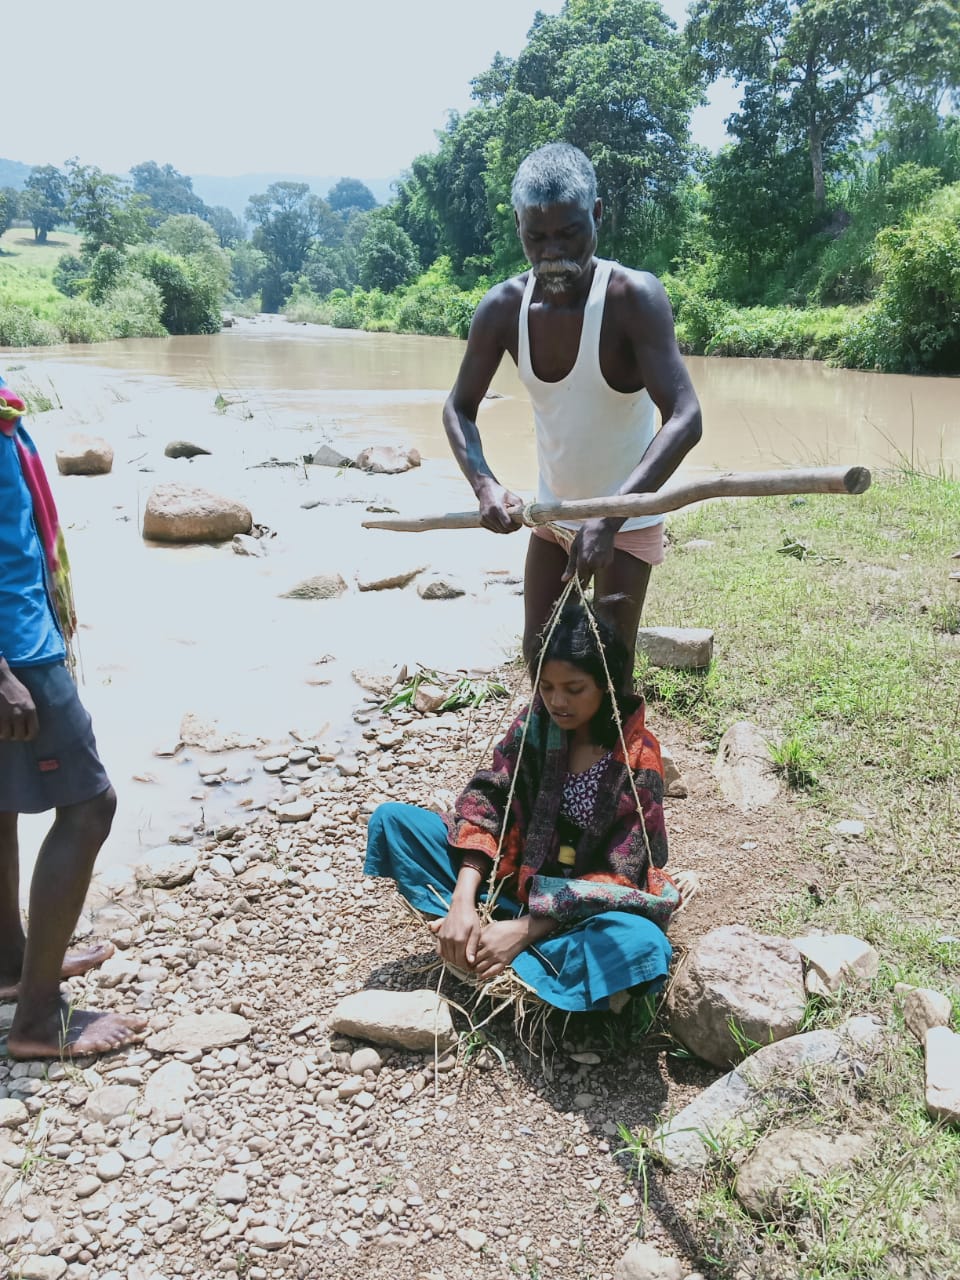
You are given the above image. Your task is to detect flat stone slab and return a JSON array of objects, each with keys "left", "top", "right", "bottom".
[
  {"left": 714, "top": 721, "right": 782, "bottom": 810},
  {"left": 795, "top": 933, "right": 880, "bottom": 996},
  {"left": 146, "top": 1012, "right": 251, "bottom": 1055},
  {"left": 654, "top": 1030, "right": 849, "bottom": 1170},
  {"left": 925, "top": 1026, "right": 960, "bottom": 1124},
  {"left": 636, "top": 627, "right": 713, "bottom": 669},
  {"left": 357, "top": 566, "right": 426, "bottom": 592},
  {"left": 328, "top": 989, "right": 456, "bottom": 1051}
]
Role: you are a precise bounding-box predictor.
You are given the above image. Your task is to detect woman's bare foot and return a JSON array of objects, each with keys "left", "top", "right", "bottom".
[
  {"left": 6, "top": 1004, "right": 148, "bottom": 1060},
  {"left": 0, "top": 941, "right": 116, "bottom": 1001},
  {"left": 673, "top": 870, "right": 701, "bottom": 907}
]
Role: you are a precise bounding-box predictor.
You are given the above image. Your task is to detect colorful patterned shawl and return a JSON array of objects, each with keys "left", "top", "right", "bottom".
[
  {"left": 443, "top": 697, "right": 679, "bottom": 928},
  {"left": 0, "top": 381, "right": 77, "bottom": 668}
]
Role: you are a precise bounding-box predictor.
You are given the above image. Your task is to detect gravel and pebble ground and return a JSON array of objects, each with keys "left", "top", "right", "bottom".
[{"left": 0, "top": 681, "right": 814, "bottom": 1280}]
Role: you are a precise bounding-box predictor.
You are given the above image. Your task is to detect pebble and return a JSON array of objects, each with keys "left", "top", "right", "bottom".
[{"left": 96, "top": 1150, "right": 125, "bottom": 1181}]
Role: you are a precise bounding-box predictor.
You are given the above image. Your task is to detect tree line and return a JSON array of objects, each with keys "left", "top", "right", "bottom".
[
  {"left": 288, "top": 0, "right": 960, "bottom": 374},
  {"left": 3, "top": 0, "right": 958, "bottom": 369}
]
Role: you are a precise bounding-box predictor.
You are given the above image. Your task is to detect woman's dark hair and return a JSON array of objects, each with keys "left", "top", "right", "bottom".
[{"left": 537, "top": 602, "right": 638, "bottom": 747}]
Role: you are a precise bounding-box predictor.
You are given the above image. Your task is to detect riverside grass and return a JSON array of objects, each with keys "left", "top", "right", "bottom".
[{"left": 637, "top": 471, "right": 960, "bottom": 1279}]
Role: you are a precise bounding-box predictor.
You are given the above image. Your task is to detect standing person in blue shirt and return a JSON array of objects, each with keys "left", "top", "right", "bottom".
[
  {"left": 0, "top": 376, "right": 146, "bottom": 1058},
  {"left": 443, "top": 143, "right": 702, "bottom": 685}
]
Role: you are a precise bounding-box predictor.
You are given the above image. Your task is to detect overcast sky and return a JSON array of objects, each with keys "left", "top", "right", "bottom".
[{"left": 7, "top": 0, "right": 738, "bottom": 178}]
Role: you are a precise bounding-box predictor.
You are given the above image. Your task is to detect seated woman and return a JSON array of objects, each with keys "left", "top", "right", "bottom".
[{"left": 364, "top": 602, "right": 683, "bottom": 1012}]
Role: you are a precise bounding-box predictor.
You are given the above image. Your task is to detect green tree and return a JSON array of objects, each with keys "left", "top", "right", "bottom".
[
  {"left": 130, "top": 161, "right": 205, "bottom": 222},
  {"left": 0, "top": 187, "right": 17, "bottom": 241},
  {"left": 357, "top": 216, "right": 419, "bottom": 291},
  {"left": 246, "top": 182, "right": 334, "bottom": 310},
  {"left": 133, "top": 248, "right": 222, "bottom": 334},
  {"left": 475, "top": 0, "right": 700, "bottom": 264},
  {"left": 703, "top": 87, "right": 818, "bottom": 297},
  {"left": 66, "top": 161, "right": 151, "bottom": 255},
  {"left": 229, "top": 241, "right": 268, "bottom": 300},
  {"left": 327, "top": 177, "right": 377, "bottom": 214},
  {"left": 205, "top": 205, "right": 244, "bottom": 248},
  {"left": 22, "top": 165, "right": 67, "bottom": 243},
  {"left": 688, "top": 0, "right": 960, "bottom": 208},
  {"left": 156, "top": 214, "right": 231, "bottom": 298}
]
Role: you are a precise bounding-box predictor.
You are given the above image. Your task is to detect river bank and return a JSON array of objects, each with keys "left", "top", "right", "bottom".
[{"left": 0, "top": 324, "right": 957, "bottom": 1279}]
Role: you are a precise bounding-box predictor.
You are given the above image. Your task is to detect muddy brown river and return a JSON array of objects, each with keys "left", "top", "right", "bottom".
[{"left": 6, "top": 316, "right": 958, "bottom": 876}]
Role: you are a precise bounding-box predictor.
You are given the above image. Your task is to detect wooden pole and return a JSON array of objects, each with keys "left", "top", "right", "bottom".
[{"left": 361, "top": 465, "right": 872, "bottom": 533}]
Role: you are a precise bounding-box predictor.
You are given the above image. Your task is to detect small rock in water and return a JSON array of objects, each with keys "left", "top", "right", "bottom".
[
  {"left": 355, "top": 444, "right": 421, "bottom": 475},
  {"left": 280, "top": 573, "right": 348, "bottom": 600},
  {"left": 417, "top": 575, "right": 466, "bottom": 600}
]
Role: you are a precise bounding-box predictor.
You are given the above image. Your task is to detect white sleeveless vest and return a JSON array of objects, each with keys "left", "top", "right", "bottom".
[{"left": 518, "top": 258, "right": 658, "bottom": 530}]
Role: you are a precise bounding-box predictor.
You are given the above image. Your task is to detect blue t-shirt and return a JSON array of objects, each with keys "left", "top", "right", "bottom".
[{"left": 0, "top": 427, "right": 66, "bottom": 667}]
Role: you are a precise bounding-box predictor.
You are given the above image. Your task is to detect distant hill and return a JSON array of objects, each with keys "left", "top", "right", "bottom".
[
  {"left": 0, "top": 159, "right": 399, "bottom": 219},
  {"left": 191, "top": 172, "right": 398, "bottom": 220},
  {"left": 0, "top": 158, "right": 31, "bottom": 189}
]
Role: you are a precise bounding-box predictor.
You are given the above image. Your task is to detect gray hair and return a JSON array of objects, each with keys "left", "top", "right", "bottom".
[{"left": 511, "top": 143, "right": 597, "bottom": 214}]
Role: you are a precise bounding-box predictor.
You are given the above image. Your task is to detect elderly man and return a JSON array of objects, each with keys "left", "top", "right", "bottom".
[
  {"left": 443, "top": 143, "right": 702, "bottom": 680},
  {"left": 0, "top": 376, "right": 146, "bottom": 1058}
]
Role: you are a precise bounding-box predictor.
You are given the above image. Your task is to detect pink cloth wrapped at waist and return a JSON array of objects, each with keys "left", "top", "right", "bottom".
[{"left": 532, "top": 522, "right": 665, "bottom": 566}]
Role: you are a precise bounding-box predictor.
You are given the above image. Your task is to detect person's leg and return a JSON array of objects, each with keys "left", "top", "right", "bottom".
[
  {"left": 0, "top": 811, "right": 114, "bottom": 1000},
  {"left": 0, "top": 812, "right": 25, "bottom": 984},
  {"left": 593, "top": 550, "right": 653, "bottom": 692},
  {"left": 365, "top": 802, "right": 462, "bottom": 914},
  {"left": 523, "top": 533, "right": 570, "bottom": 682},
  {"left": 7, "top": 786, "right": 147, "bottom": 1059}
]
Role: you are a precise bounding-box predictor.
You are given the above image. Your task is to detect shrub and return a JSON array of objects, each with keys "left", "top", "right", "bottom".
[
  {"left": 0, "top": 305, "right": 60, "bottom": 347},
  {"left": 838, "top": 183, "right": 960, "bottom": 373},
  {"left": 53, "top": 298, "right": 112, "bottom": 343},
  {"left": 101, "top": 277, "right": 167, "bottom": 338},
  {"left": 51, "top": 253, "right": 89, "bottom": 298},
  {"left": 132, "top": 248, "right": 222, "bottom": 335}
]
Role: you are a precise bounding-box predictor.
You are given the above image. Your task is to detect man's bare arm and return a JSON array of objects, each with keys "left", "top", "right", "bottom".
[
  {"left": 614, "top": 272, "right": 702, "bottom": 512},
  {"left": 442, "top": 286, "right": 524, "bottom": 534}
]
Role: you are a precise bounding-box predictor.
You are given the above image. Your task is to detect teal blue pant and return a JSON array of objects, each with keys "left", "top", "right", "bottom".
[{"left": 364, "top": 802, "right": 672, "bottom": 1013}]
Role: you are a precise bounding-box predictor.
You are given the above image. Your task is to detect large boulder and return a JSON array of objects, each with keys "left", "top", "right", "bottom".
[
  {"left": 56, "top": 434, "right": 114, "bottom": 476},
  {"left": 714, "top": 721, "right": 782, "bottom": 810},
  {"left": 666, "top": 925, "right": 806, "bottom": 1068},
  {"left": 355, "top": 444, "right": 421, "bottom": 475},
  {"left": 328, "top": 989, "right": 456, "bottom": 1051},
  {"left": 143, "top": 483, "right": 251, "bottom": 543}
]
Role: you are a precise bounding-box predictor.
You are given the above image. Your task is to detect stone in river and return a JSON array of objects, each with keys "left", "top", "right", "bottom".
[
  {"left": 142, "top": 483, "right": 252, "bottom": 543},
  {"left": 164, "top": 440, "right": 211, "bottom": 459},
  {"left": 280, "top": 573, "right": 348, "bottom": 600},
  {"left": 56, "top": 434, "right": 114, "bottom": 476}
]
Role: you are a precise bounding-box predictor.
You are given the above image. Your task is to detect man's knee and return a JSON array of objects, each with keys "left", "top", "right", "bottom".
[{"left": 59, "top": 786, "right": 117, "bottom": 843}]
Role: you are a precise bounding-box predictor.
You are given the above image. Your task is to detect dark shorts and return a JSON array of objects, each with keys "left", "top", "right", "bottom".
[{"left": 0, "top": 662, "right": 111, "bottom": 814}]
